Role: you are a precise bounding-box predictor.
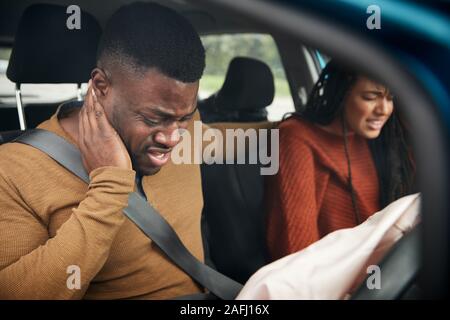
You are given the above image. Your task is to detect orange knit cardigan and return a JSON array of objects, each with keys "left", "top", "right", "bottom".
[{"left": 266, "top": 116, "right": 381, "bottom": 260}]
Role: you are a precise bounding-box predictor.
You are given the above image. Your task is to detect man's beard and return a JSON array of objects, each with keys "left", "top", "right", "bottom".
[
  {"left": 132, "top": 152, "right": 162, "bottom": 176},
  {"left": 111, "top": 107, "right": 162, "bottom": 176}
]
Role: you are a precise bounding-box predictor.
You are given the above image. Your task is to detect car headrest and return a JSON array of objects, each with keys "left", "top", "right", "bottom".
[
  {"left": 214, "top": 57, "right": 275, "bottom": 111},
  {"left": 7, "top": 4, "right": 101, "bottom": 84}
]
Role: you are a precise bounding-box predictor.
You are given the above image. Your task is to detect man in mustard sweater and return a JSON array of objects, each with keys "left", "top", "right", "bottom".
[{"left": 0, "top": 3, "right": 208, "bottom": 299}]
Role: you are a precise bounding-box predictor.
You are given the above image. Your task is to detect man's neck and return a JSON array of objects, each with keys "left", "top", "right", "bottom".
[{"left": 59, "top": 105, "right": 81, "bottom": 146}]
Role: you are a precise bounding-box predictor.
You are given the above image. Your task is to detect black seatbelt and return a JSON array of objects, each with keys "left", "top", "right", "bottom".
[{"left": 14, "top": 129, "right": 243, "bottom": 300}]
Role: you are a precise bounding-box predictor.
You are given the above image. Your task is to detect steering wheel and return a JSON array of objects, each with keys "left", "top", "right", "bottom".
[{"left": 351, "top": 226, "right": 421, "bottom": 299}]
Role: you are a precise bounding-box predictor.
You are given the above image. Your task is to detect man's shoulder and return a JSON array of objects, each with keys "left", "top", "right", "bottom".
[
  {"left": 0, "top": 141, "right": 58, "bottom": 180},
  {"left": 0, "top": 102, "right": 75, "bottom": 180},
  {"left": 0, "top": 140, "right": 42, "bottom": 160}
]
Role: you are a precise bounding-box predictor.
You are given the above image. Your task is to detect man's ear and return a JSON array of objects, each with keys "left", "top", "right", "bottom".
[{"left": 91, "top": 67, "right": 110, "bottom": 97}]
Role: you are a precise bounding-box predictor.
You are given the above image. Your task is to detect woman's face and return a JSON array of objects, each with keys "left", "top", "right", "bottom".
[{"left": 344, "top": 76, "right": 394, "bottom": 139}]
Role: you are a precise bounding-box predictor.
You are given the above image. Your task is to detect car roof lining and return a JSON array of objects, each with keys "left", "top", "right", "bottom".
[{"left": 0, "top": 0, "right": 273, "bottom": 45}]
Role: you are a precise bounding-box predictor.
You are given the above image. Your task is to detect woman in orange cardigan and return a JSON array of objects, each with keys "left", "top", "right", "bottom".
[{"left": 266, "top": 60, "right": 415, "bottom": 260}]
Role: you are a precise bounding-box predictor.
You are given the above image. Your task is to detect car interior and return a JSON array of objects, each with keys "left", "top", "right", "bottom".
[
  {"left": 1, "top": 0, "right": 445, "bottom": 299},
  {"left": 0, "top": 1, "right": 321, "bottom": 285},
  {"left": 198, "top": 56, "right": 274, "bottom": 124}
]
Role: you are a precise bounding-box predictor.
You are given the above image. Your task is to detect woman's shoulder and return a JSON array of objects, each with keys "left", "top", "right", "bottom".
[
  {"left": 279, "top": 114, "right": 308, "bottom": 130},
  {"left": 277, "top": 115, "right": 348, "bottom": 167},
  {"left": 279, "top": 114, "right": 307, "bottom": 133},
  {"left": 276, "top": 116, "right": 321, "bottom": 161},
  {"left": 278, "top": 115, "right": 320, "bottom": 144}
]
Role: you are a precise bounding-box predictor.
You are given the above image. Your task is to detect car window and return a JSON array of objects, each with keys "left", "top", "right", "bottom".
[
  {"left": 0, "top": 47, "right": 86, "bottom": 106},
  {"left": 0, "top": 47, "right": 13, "bottom": 105},
  {"left": 200, "top": 34, "right": 295, "bottom": 122}
]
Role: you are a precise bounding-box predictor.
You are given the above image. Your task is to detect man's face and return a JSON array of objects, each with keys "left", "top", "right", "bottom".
[{"left": 94, "top": 68, "right": 198, "bottom": 176}]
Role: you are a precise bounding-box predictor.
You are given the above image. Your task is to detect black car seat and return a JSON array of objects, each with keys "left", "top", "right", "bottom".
[
  {"left": 0, "top": 3, "right": 101, "bottom": 143},
  {"left": 199, "top": 57, "right": 276, "bottom": 282},
  {"left": 199, "top": 59, "right": 277, "bottom": 284},
  {"left": 198, "top": 57, "right": 275, "bottom": 123},
  {"left": 201, "top": 121, "right": 276, "bottom": 283}
]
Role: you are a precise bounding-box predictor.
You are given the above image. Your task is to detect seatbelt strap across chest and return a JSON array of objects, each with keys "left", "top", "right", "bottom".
[{"left": 15, "top": 129, "right": 243, "bottom": 300}]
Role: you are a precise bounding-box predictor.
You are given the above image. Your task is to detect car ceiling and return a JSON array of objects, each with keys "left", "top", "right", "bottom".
[{"left": 0, "top": 0, "right": 270, "bottom": 45}]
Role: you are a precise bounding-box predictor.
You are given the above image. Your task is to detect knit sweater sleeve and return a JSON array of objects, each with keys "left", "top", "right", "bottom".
[
  {"left": 266, "top": 126, "right": 321, "bottom": 260},
  {"left": 0, "top": 166, "right": 135, "bottom": 299}
]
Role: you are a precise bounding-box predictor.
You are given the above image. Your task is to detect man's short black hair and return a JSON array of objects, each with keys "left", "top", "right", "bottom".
[{"left": 97, "top": 2, "right": 205, "bottom": 83}]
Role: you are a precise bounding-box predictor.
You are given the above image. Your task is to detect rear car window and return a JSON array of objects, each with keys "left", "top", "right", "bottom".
[
  {"left": 0, "top": 47, "right": 86, "bottom": 106},
  {"left": 200, "top": 34, "right": 295, "bottom": 121}
]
